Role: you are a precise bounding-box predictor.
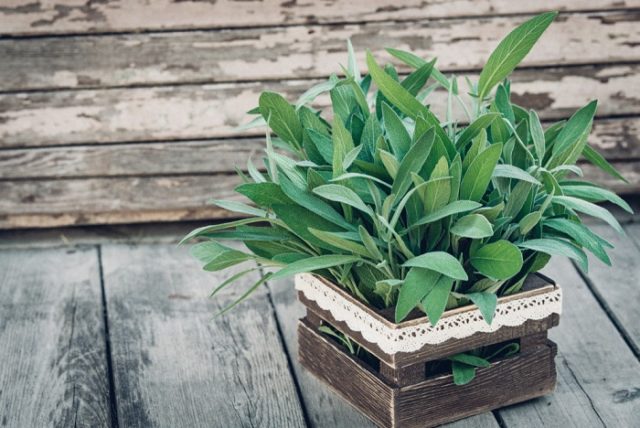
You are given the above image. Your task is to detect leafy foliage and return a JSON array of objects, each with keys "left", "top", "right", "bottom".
[{"left": 185, "top": 12, "right": 629, "bottom": 330}]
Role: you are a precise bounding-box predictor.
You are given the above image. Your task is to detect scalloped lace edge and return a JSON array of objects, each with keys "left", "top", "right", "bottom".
[{"left": 295, "top": 273, "right": 562, "bottom": 354}]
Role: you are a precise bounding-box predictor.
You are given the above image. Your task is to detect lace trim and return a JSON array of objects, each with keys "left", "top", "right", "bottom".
[{"left": 295, "top": 273, "right": 562, "bottom": 355}]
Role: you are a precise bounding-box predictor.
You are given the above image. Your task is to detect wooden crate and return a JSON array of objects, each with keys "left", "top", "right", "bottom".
[{"left": 296, "top": 273, "right": 561, "bottom": 427}]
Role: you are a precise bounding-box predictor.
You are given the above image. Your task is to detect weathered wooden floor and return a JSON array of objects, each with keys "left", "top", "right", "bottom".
[{"left": 0, "top": 215, "right": 639, "bottom": 428}]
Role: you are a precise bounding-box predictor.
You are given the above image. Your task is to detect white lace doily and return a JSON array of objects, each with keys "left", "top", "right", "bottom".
[{"left": 295, "top": 273, "right": 562, "bottom": 355}]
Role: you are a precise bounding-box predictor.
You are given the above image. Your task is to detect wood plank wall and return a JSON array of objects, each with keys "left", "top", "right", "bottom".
[{"left": 0, "top": 1, "right": 639, "bottom": 228}]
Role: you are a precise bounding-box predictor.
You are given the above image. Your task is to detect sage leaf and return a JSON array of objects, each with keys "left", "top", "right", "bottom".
[
  {"left": 518, "top": 238, "right": 588, "bottom": 272},
  {"left": 477, "top": 11, "right": 557, "bottom": 100},
  {"left": 259, "top": 92, "right": 303, "bottom": 149},
  {"left": 460, "top": 143, "right": 503, "bottom": 202},
  {"left": 470, "top": 240, "right": 523, "bottom": 280},
  {"left": 271, "top": 255, "right": 362, "bottom": 279},
  {"left": 403, "top": 251, "right": 468, "bottom": 281},
  {"left": 451, "top": 214, "right": 494, "bottom": 239}
]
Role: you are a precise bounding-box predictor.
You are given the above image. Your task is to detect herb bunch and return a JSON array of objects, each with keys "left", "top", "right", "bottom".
[{"left": 184, "top": 11, "right": 630, "bottom": 327}]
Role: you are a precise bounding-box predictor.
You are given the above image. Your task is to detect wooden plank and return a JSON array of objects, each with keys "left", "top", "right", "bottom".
[
  {"left": 1, "top": 1, "right": 636, "bottom": 37},
  {"left": 0, "top": 161, "right": 638, "bottom": 231},
  {"left": 2, "top": 11, "right": 640, "bottom": 90},
  {"left": 1, "top": 117, "right": 637, "bottom": 179},
  {"left": 576, "top": 224, "right": 640, "bottom": 356},
  {"left": 0, "top": 139, "right": 263, "bottom": 179},
  {"left": 101, "top": 243, "right": 306, "bottom": 427},
  {"left": 266, "top": 277, "right": 501, "bottom": 428},
  {"left": 496, "top": 257, "right": 640, "bottom": 427},
  {"left": 2, "top": 64, "right": 639, "bottom": 148},
  {"left": 0, "top": 175, "right": 243, "bottom": 229},
  {"left": 0, "top": 246, "right": 111, "bottom": 426}
]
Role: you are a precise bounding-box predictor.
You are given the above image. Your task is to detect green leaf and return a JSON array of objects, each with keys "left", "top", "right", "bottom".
[
  {"left": 518, "top": 238, "right": 588, "bottom": 272},
  {"left": 519, "top": 211, "right": 542, "bottom": 235},
  {"left": 465, "top": 292, "right": 498, "bottom": 324},
  {"left": 492, "top": 164, "right": 541, "bottom": 185},
  {"left": 421, "top": 274, "right": 454, "bottom": 326},
  {"left": 217, "top": 273, "right": 273, "bottom": 316},
  {"left": 313, "top": 184, "right": 373, "bottom": 217},
  {"left": 180, "top": 218, "right": 271, "bottom": 244},
  {"left": 385, "top": 48, "right": 450, "bottom": 90},
  {"left": 279, "top": 175, "right": 354, "bottom": 231},
  {"left": 560, "top": 184, "right": 632, "bottom": 214},
  {"left": 529, "top": 110, "right": 546, "bottom": 162},
  {"left": 366, "top": 51, "right": 451, "bottom": 146},
  {"left": 451, "top": 361, "right": 477, "bottom": 385},
  {"left": 544, "top": 218, "right": 612, "bottom": 265},
  {"left": 449, "top": 353, "right": 491, "bottom": 368},
  {"left": 296, "top": 76, "right": 338, "bottom": 109},
  {"left": 190, "top": 242, "right": 252, "bottom": 271},
  {"left": 552, "top": 195, "right": 623, "bottom": 233},
  {"left": 423, "top": 157, "right": 451, "bottom": 213},
  {"left": 582, "top": 144, "right": 627, "bottom": 183},
  {"left": 379, "top": 149, "right": 400, "bottom": 179},
  {"left": 308, "top": 229, "right": 370, "bottom": 257},
  {"left": 477, "top": 11, "right": 557, "bottom": 100},
  {"left": 410, "top": 200, "right": 482, "bottom": 229},
  {"left": 456, "top": 113, "right": 500, "bottom": 149},
  {"left": 259, "top": 92, "right": 303, "bottom": 149},
  {"left": 401, "top": 60, "right": 435, "bottom": 95},
  {"left": 392, "top": 128, "right": 435, "bottom": 199},
  {"left": 210, "top": 199, "right": 267, "bottom": 217},
  {"left": 359, "top": 225, "right": 384, "bottom": 260},
  {"left": 451, "top": 214, "right": 494, "bottom": 239},
  {"left": 403, "top": 252, "right": 468, "bottom": 281},
  {"left": 395, "top": 268, "right": 440, "bottom": 322},
  {"left": 332, "top": 116, "right": 355, "bottom": 178},
  {"left": 552, "top": 100, "right": 598, "bottom": 157},
  {"left": 470, "top": 240, "right": 523, "bottom": 280},
  {"left": 460, "top": 143, "right": 503, "bottom": 202},
  {"left": 382, "top": 103, "right": 411, "bottom": 159},
  {"left": 346, "top": 39, "right": 361, "bottom": 81},
  {"left": 271, "top": 255, "right": 361, "bottom": 279}
]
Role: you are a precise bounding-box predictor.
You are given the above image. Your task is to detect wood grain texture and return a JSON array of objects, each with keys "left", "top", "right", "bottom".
[
  {"left": 100, "top": 243, "right": 306, "bottom": 428},
  {"left": 0, "top": 117, "right": 636, "bottom": 179},
  {"left": 0, "top": 158, "right": 637, "bottom": 230},
  {"left": 1, "top": 64, "right": 639, "bottom": 148},
  {"left": 299, "top": 320, "right": 557, "bottom": 428},
  {"left": 0, "top": 175, "right": 243, "bottom": 229},
  {"left": 0, "top": 139, "right": 263, "bottom": 179},
  {"left": 497, "top": 257, "right": 640, "bottom": 427},
  {"left": 0, "top": 246, "right": 111, "bottom": 427},
  {"left": 1, "top": 1, "right": 636, "bottom": 36},
  {"left": 267, "top": 277, "right": 500, "bottom": 428},
  {"left": 2, "top": 11, "right": 640, "bottom": 90},
  {"left": 578, "top": 224, "right": 640, "bottom": 356}
]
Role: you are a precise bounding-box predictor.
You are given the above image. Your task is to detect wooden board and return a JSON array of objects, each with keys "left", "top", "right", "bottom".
[
  {"left": 0, "top": 159, "right": 636, "bottom": 230},
  {"left": 0, "top": 246, "right": 112, "bottom": 427},
  {"left": 100, "top": 243, "right": 306, "bottom": 427},
  {"left": 1, "top": 1, "right": 636, "bottom": 37},
  {"left": 1, "top": 64, "right": 639, "bottom": 148},
  {"left": 0, "top": 175, "right": 243, "bottom": 229},
  {"left": 576, "top": 224, "right": 640, "bottom": 356},
  {"left": 266, "top": 277, "right": 501, "bottom": 428},
  {"left": 1, "top": 117, "right": 637, "bottom": 179},
  {"left": 497, "top": 257, "right": 640, "bottom": 427},
  {"left": 0, "top": 139, "right": 264, "bottom": 179},
  {"left": 2, "top": 11, "right": 640, "bottom": 90}
]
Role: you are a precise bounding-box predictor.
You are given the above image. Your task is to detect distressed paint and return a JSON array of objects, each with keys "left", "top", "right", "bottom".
[
  {"left": 1, "top": 12, "right": 639, "bottom": 90},
  {"left": 0, "top": 0, "right": 637, "bottom": 36}
]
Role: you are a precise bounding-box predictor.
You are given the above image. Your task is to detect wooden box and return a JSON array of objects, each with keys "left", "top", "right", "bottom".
[{"left": 295, "top": 273, "right": 562, "bottom": 428}]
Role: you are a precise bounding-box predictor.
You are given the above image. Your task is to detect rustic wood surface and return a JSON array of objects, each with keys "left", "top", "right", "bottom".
[
  {"left": 0, "top": 1, "right": 639, "bottom": 227},
  {"left": 2, "top": 11, "right": 639, "bottom": 90},
  {"left": 100, "top": 243, "right": 306, "bottom": 427},
  {"left": 0, "top": 246, "right": 112, "bottom": 427},
  {"left": 1, "top": 1, "right": 637, "bottom": 36},
  {"left": 0, "top": 219, "right": 639, "bottom": 426}
]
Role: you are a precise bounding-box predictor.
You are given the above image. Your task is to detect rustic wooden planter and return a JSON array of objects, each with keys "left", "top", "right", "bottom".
[{"left": 295, "top": 273, "right": 562, "bottom": 428}]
